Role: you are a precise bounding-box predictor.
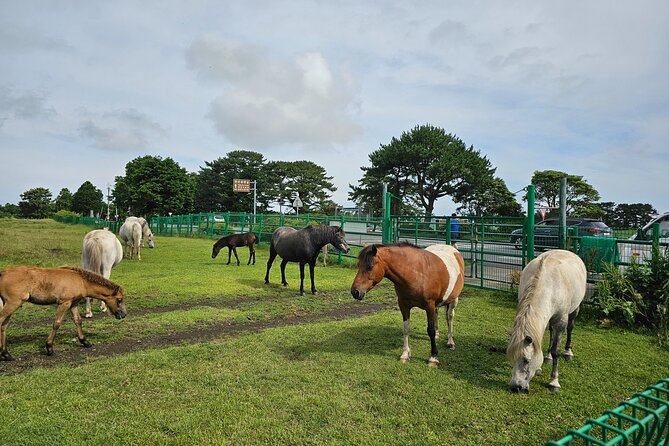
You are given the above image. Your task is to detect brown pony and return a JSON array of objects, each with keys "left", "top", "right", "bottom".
[
  {"left": 0, "top": 266, "right": 127, "bottom": 360},
  {"left": 351, "top": 242, "right": 465, "bottom": 367},
  {"left": 212, "top": 232, "right": 257, "bottom": 266}
]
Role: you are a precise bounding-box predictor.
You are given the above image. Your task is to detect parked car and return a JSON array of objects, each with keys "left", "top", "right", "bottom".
[
  {"left": 618, "top": 212, "right": 669, "bottom": 263},
  {"left": 510, "top": 218, "right": 613, "bottom": 250}
]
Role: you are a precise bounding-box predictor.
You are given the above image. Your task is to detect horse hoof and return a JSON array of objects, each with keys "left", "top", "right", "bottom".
[
  {"left": 548, "top": 384, "right": 561, "bottom": 392},
  {"left": 300, "top": 291, "right": 305, "bottom": 296},
  {"left": 543, "top": 356, "right": 552, "bottom": 364},
  {"left": 312, "top": 290, "right": 318, "bottom": 295},
  {"left": 399, "top": 355, "right": 411, "bottom": 363},
  {"left": 84, "top": 312, "right": 93, "bottom": 318},
  {"left": 1, "top": 352, "right": 14, "bottom": 361},
  {"left": 81, "top": 340, "right": 92, "bottom": 348},
  {"left": 446, "top": 342, "right": 455, "bottom": 350},
  {"left": 427, "top": 358, "right": 440, "bottom": 367},
  {"left": 46, "top": 347, "right": 54, "bottom": 356}
]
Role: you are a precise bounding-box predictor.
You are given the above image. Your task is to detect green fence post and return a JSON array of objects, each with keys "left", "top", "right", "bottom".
[
  {"left": 445, "top": 217, "right": 452, "bottom": 244},
  {"left": 382, "top": 191, "right": 392, "bottom": 244},
  {"left": 527, "top": 184, "right": 535, "bottom": 261},
  {"left": 414, "top": 216, "right": 419, "bottom": 245},
  {"left": 480, "top": 217, "right": 485, "bottom": 288}
]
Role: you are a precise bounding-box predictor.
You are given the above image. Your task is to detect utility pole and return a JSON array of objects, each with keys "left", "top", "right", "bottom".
[
  {"left": 106, "top": 184, "right": 111, "bottom": 221},
  {"left": 252, "top": 180, "right": 257, "bottom": 224}
]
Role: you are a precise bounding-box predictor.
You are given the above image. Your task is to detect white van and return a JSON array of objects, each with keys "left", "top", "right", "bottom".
[{"left": 618, "top": 212, "right": 669, "bottom": 263}]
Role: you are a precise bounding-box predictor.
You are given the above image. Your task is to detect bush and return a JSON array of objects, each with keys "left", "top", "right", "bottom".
[
  {"left": 594, "top": 245, "right": 669, "bottom": 347},
  {"left": 54, "top": 210, "right": 81, "bottom": 218}
]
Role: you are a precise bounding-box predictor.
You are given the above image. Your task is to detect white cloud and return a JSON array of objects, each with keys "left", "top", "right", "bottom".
[
  {"left": 77, "top": 108, "right": 167, "bottom": 152},
  {"left": 0, "top": 87, "right": 56, "bottom": 125},
  {"left": 186, "top": 36, "right": 362, "bottom": 148}
]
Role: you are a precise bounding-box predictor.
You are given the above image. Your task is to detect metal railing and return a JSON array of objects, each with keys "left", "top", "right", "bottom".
[{"left": 546, "top": 377, "right": 669, "bottom": 445}]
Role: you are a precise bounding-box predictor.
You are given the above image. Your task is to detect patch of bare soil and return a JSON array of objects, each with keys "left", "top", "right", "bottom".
[{"left": 0, "top": 300, "right": 395, "bottom": 376}]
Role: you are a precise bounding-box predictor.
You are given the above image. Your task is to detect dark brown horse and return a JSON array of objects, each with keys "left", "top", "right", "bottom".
[
  {"left": 212, "top": 232, "right": 257, "bottom": 265},
  {"left": 265, "top": 225, "right": 350, "bottom": 295},
  {"left": 0, "top": 266, "right": 127, "bottom": 359},
  {"left": 351, "top": 243, "right": 464, "bottom": 367}
]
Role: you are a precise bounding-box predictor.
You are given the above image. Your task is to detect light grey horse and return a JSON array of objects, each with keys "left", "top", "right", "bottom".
[
  {"left": 81, "top": 228, "right": 123, "bottom": 317},
  {"left": 507, "top": 249, "right": 586, "bottom": 393},
  {"left": 119, "top": 216, "right": 154, "bottom": 260},
  {"left": 264, "top": 225, "right": 350, "bottom": 295}
]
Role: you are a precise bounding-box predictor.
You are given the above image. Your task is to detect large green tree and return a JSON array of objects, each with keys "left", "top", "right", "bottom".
[
  {"left": 350, "top": 124, "right": 498, "bottom": 216},
  {"left": 71, "top": 181, "right": 104, "bottom": 216},
  {"left": 600, "top": 202, "right": 657, "bottom": 228},
  {"left": 114, "top": 156, "right": 194, "bottom": 216},
  {"left": 458, "top": 177, "right": 523, "bottom": 216},
  {"left": 266, "top": 160, "right": 337, "bottom": 213},
  {"left": 0, "top": 203, "right": 21, "bottom": 218},
  {"left": 195, "top": 151, "right": 272, "bottom": 213},
  {"left": 53, "top": 188, "right": 74, "bottom": 212},
  {"left": 530, "top": 170, "right": 600, "bottom": 216},
  {"left": 18, "top": 187, "right": 52, "bottom": 218}
]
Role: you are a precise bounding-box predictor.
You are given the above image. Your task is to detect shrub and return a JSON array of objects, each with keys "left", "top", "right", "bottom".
[
  {"left": 54, "top": 210, "right": 81, "bottom": 218},
  {"left": 594, "top": 245, "right": 669, "bottom": 347}
]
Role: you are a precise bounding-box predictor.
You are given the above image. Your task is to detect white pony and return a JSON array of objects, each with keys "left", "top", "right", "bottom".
[
  {"left": 507, "top": 249, "right": 586, "bottom": 393},
  {"left": 119, "top": 216, "right": 154, "bottom": 260},
  {"left": 82, "top": 228, "right": 124, "bottom": 318}
]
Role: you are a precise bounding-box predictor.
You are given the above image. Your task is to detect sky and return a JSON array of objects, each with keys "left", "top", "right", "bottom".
[{"left": 1, "top": 1, "right": 668, "bottom": 215}]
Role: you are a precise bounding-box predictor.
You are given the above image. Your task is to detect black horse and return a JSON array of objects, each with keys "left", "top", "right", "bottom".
[
  {"left": 212, "top": 232, "right": 257, "bottom": 265},
  {"left": 264, "top": 225, "right": 350, "bottom": 295}
]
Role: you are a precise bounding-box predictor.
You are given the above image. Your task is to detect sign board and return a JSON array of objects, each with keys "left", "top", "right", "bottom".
[
  {"left": 232, "top": 179, "right": 251, "bottom": 193},
  {"left": 292, "top": 197, "right": 303, "bottom": 208}
]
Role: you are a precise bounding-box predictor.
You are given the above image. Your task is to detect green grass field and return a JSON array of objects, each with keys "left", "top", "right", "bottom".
[{"left": 0, "top": 219, "right": 667, "bottom": 445}]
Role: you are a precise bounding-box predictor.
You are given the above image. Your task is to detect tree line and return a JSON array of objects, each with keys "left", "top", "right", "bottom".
[{"left": 0, "top": 124, "right": 659, "bottom": 227}]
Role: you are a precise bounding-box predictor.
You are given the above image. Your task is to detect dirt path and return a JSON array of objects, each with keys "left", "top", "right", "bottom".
[{"left": 0, "top": 300, "right": 396, "bottom": 376}]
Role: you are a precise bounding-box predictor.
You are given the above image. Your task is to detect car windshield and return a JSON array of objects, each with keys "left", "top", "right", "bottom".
[{"left": 588, "top": 222, "right": 609, "bottom": 229}]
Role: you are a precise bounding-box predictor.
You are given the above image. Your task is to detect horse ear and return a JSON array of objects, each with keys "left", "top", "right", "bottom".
[
  {"left": 370, "top": 245, "right": 377, "bottom": 256},
  {"left": 524, "top": 335, "right": 533, "bottom": 345}
]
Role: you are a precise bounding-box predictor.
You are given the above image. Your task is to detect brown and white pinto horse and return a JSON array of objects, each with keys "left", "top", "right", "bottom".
[{"left": 351, "top": 242, "right": 465, "bottom": 366}]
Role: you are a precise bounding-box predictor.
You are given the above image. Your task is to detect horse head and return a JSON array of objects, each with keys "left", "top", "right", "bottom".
[
  {"left": 103, "top": 286, "right": 128, "bottom": 320},
  {"left": 351, "top": 244, "right": 384, "bottom": 300},
  {"left": 331, "top": 227, "right": 350, "bottom": 254},
  {"left": 211, "top": 239, "right": 226, "bottom": 259},
  {"left": 507, "top": 334, "right": 543, "bottom": 394}
]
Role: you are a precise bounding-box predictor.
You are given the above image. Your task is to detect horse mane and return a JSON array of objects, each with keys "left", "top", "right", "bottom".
[
  {"left": 357, "top": 241, "right": 421, "bottom": 270},
  {"left": 62, "top": 267, "right": 123, "bottom": 295},
  {"left": 303, "top": 224, "right": 343, "bottom": 244},
  {"left": 506, "top": 258, "right": 546, "bottom": 361}
]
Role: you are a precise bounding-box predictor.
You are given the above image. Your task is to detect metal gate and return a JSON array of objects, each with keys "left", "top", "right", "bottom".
[{"left": 390, "top": 215, "right": 525, "bottom": 291}]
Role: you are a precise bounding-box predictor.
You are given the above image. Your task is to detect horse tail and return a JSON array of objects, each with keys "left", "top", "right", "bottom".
[
  {"left": 0, "top": 270, "right": 4, "bottom": 310},
  {"left": 133, "top": 223, "right": 142, "bottom": 255},
  {"left": 82, "top": 237, "right": 104, "bottom": 275}
]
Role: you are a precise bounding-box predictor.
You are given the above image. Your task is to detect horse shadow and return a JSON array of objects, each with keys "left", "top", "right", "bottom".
[{"left": 277, "top": 321, "right": 512, "bottom": 392}]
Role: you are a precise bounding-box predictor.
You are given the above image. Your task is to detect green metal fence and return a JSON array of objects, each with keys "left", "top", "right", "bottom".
[
  {"left": 52, "top": 214, "right": 122, "bottom": 233},
  {"left": 53, "top": 210, "right": 666, "bottom": 293},
  {"left": 546, "top": 377, "right": 669, "bottom": 445}
]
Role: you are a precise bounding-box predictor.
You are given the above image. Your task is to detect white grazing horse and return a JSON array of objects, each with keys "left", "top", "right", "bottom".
[
  {"left": 507, "top": 249, "right": 586, "bottom": 393},
  {"left": 81, "top": 228, "right": 124, "bottom": 317},
  {"left": 119, "top": 216, "right": 154, "bottom": 260}
]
